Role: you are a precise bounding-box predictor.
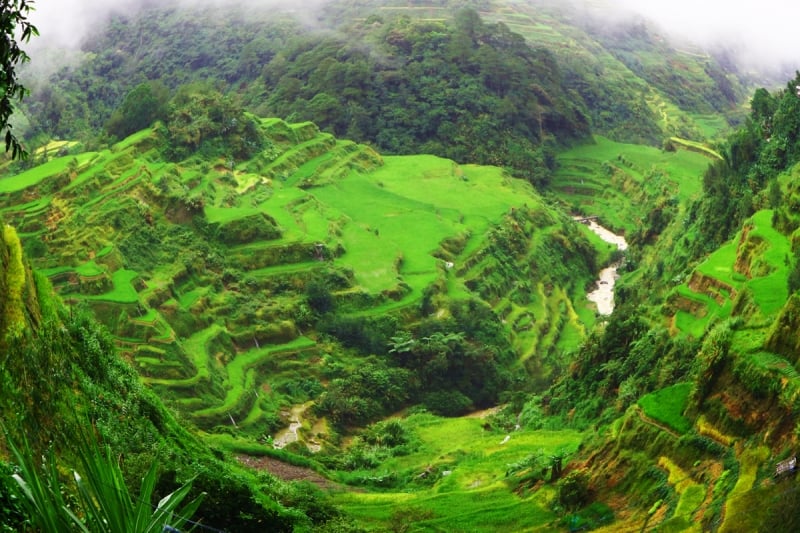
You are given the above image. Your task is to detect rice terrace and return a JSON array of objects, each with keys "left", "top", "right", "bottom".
[{"left": 3, "top": 0, "right": 800, "bottom": 532}]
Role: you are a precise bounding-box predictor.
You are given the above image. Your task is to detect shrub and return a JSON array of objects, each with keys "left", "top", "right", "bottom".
[
  {"left": 422, "top": 390, "right": 473, "bottom": 417},
  {"left": 557, "top": 470, "right": 591, "bottom": 511},
  {"left": 4, "top": 428, "right": 203, "bottom": 533}
]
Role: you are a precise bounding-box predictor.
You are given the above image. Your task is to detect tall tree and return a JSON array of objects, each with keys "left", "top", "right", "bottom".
[{"left": 0, "top": 0, "right": 37, "bottom": 159}]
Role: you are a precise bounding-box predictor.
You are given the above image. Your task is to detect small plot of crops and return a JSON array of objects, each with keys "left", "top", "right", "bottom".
[{"left": 638, "top": 383, "right": 692, "bottom": 434}]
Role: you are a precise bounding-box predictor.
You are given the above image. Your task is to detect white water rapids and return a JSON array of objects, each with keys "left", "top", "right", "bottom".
[{"left": 582, "top": 220, "right": 628, "bottom": 316}]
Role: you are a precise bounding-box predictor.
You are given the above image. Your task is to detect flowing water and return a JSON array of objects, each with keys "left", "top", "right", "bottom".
[{"left": 582, "top": 220, "right": 628, "bottom": 316}]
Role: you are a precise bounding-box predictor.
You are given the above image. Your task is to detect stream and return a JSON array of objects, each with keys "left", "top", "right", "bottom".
[
  {"left": 272, "top": 401, "right": 322, "bottom": 452},
  {"left": 581, "top": 219, "right": 628, "bottom": 316}
]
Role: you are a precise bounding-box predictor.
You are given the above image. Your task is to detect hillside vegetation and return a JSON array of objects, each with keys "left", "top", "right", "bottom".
[
  {"left": 528, "top": 74, "right": 800, "bottom": 531},
  {"left": 0, "top": 217, "right": 347, "bottom": 532},
  {"left": 0, "top": 81, "right": 604, "bottom": 444},
  {"left": 6, "top": 1, "right": 800, "bottom": 532}
]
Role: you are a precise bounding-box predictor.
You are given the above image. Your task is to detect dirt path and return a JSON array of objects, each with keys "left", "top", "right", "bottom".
[
  {"left": 635, "top": 406, "right": 680, "bottom": 439},
  {"left": 236, "top": 455, "right": 336, "bottom": 489}
]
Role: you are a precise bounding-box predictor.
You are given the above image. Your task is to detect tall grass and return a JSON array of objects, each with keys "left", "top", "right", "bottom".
[{"left": 5, "top": 426, "right": 204, "bottom": 533}]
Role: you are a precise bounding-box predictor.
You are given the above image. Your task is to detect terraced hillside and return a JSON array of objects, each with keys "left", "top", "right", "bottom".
[
  {"left": 558, "top": 155, "right": 800, "bottom": 530},
  {"left": 0, "top": 118, "right": 603, "bottom": 443},
  {"left": 551, "top": 136, "right": 712, "bottom": 237}
]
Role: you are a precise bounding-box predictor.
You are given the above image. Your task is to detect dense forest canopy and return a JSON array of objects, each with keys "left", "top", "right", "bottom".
[{"left": 259, "top": 9, "right": 590, "bottom": 184}]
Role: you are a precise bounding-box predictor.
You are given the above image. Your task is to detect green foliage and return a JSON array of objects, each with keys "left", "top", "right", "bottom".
[
  {"left": 162, "top": 85, "right": 264, "bottom": 161},
  {"left": 306, "top": 277, "right": 336, "bottom": 315},
  {"left": 547, "top": 306, "right": 698, "bottom": 427},
  {"left": 557, "top": 470, "right": 591, "bottom": 511},
  {"left": 0, "top": 461, "right": 25, "bottom": 532},
  {"left": 560, "top": 501, "right": 614, "bottom": 531},
  {"left": 390, "top": 318, "right": 511, "bottom": 412},
  {"left": 421, "top": 390, "right": 473, "bottom": 417},
  {"left": 0, "top": 0, "right": 37, "bottom": 159},
  {"left": 21, "top": 5, "right": 295, "bottom": 141},
  {"left": 689, "top": 320, "right": 733, "bottom": 407},
  {"left": 315, "top": 361, "right": 413, "bottom": 427},
  {"left": 360, "top": 420, "right": 409, "bottom": 448},
  {"left": 788, "top": 246, "right": 800, "bottom": 295},
  {"left": 262, "top": 9, "right": 589, "bottom": 181},
  {"left": 106, "top": 81, "right": 170, "bottom": 140},
  {"left": 275, "top": 481, "right": 340, "bottom": 526},
  {"left": 688, "top": 73, "right": 800, "bottom": 257},
  {"left": 319, "top": 314, "right": 397, "bottom": 354},
  {"left": 5, "top": 426, "right": 203, "bottom": 533}
]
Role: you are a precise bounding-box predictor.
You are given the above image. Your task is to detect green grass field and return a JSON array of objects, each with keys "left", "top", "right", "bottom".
[
  {"left": 333, "top": 413, "right": 584, "bottom": 532},
  {"left": 312, "top": 157, "right": 532, "bottom": 294}
]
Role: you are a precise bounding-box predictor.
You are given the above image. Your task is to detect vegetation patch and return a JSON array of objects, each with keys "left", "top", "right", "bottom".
[{"left": 639, "top": 383, "right": 693, "bottom": 434}]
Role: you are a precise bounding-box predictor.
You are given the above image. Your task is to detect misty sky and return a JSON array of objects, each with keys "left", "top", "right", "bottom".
[
  {"left": 25, "top": 0, "right": 800, "bottom": 73},
  {"left": 611, "top": 0, "right": 800, "bottom": 71}
]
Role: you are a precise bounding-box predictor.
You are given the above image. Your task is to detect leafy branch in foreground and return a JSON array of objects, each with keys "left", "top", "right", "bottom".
[
  {"left": 4, "top": 425, "right": 204, "bottom": 532},
  {"left": 0, "top": 0, "right": 38, "bottom": 159}
]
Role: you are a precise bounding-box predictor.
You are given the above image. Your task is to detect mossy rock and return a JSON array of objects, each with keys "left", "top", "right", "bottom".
[{"left": 214, "top": 213, "right": 281, "bottom": 245}]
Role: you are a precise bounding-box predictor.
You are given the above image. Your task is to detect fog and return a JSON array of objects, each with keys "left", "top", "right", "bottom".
[
  {"left": 24, "top": 0, "right": 800, "bottom": 76},
  {"left": 601, "top": 0, "right": 800, "bottom": 75},
  {"left": 26, "top": 0, "right": 328, "bottom": 49}
]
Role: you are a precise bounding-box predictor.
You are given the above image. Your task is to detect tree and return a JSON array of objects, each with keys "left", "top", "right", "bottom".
[
  {"left": 106, "top": 81, "right": 169, "bottom": 139},
  {"left": 0, "top": 0, "right": 38, "bottom": 159},
  {"left": 557, "top": 470, "right": 591, "bottom": 511}
]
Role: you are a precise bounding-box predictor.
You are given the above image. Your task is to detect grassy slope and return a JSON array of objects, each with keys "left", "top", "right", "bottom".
[
  {"left": 553, "top": 135, "right": 711, "bottom": 233},
  {"left": 0, "top": 120, "right": 609, "bottom": 530},
  {"left": 332, "top": 413, "right": 583, "bottom": 532},
  {"left": 553, "top": 148, "right": 800, "bottom": 530},
  {"left": 669, "top": 209, "right": 791, "bottom": 338}
]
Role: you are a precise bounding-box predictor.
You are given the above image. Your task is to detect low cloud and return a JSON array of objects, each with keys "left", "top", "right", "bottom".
[
  {"left": 27, "top": 0, "right": 328, "bottom": 50},
  {"left": 603, "top": 0, "right": 800, "bottom": 76},
  {"left": 24, "top": 0, "right": 800, "bottom": 80}
]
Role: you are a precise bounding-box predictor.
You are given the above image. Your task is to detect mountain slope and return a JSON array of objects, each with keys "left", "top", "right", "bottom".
[
  {"left": 532, "top": 76, "right": 800, "bottom": 531},
  {"left": 0, "top": 217, "right": 344, "bottom": 531}
]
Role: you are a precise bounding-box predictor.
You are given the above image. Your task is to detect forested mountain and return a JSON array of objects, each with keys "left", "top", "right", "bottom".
[
  {"left": 15, "top": 0, "right": 749, "bottom": 181},
  {"left": 4, "top": 0, "right": 800, "bottom": 531}
]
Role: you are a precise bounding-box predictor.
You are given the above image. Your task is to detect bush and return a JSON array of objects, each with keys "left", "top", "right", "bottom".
[
  {"left": 361, "top": 420, "right": 408, "bottom": 447},
  {"left": 558, "top": 470, "right": 591, "bottom": 511},
  {"left": 0, "top": 462, "right": 25, "bottom": 533},
  {"left": 422, "top": 390, "right": 473, "bottom": 417},
  {"left": 306, "top": 279, "right": 335, "bottom": 314}
]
